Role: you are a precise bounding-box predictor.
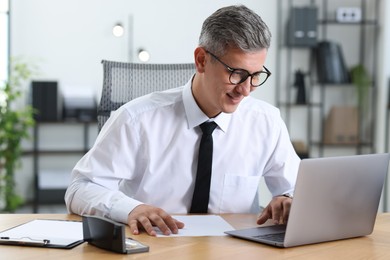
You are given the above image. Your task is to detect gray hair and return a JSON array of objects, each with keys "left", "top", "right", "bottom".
[{"left": 199, "top": 5, "right": 271, "bottom": 56}]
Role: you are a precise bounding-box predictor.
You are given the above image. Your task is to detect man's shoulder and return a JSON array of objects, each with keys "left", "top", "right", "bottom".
[
  {"left": 122, "top": 86, "right": 184, "bottom": 115},
  {"left": 240, "top": 96, "right": 280, "bottom": 116}
]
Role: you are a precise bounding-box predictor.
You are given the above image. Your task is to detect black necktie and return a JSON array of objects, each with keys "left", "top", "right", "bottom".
[{"left": 190, "top": 121, "right": 218, "bottom": 213}]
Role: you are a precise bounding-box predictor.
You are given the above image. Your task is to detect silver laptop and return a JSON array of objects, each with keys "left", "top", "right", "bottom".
[{"left": 225, "top": 153, "right": 390, "bottom": 248}]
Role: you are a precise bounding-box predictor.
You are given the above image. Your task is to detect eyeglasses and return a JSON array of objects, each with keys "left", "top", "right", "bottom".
[{"left": 206, "top": 51, "right": 271, "bottom": 87}]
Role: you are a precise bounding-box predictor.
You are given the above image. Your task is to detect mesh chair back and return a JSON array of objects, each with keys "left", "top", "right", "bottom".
[{"left": 98, "top": 60, "right": 195, "bottom": 131}]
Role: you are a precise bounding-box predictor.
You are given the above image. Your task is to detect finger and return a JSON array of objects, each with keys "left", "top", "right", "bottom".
[
  {"left": 128, "top": 219, "right": 139, "bottom": 235},
  {"left": 149, "top": 214, "right": 172, "bottom": 236},
  {"left": 163, "top": 217, "right": 185, "bottom": 234},
  {"left": 138, "top": 216, "right": 157, "bottom": 236},
  {"left": 256, "top": 207, "right": 271, "bottom": 225},
  {"left": 279, "top": 213, "right": 284, "bottom": 225},
  {"left": 174, "top": 218, "right": 185, "bottom": 229},
  {"left": 272, "top": 210, "right": 281, "bottom": 225},
  {"left": 271, "top": 202, "right": 282, "bottom": 225},
  {"left": 282, "top": 199, "right": 292, "bottom": 224}
]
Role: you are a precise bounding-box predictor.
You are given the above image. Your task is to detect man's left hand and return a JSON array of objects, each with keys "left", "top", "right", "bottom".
[{"left": 256, "top": 195, "right": 292, "bottom": 225}]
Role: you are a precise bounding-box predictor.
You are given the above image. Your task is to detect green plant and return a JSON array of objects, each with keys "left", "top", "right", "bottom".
[
  {"left": 350, "top": 64, "right": 371, "bottom": 112},
  {"left": 0, "top": 58, "right": 36, "bottom": 212}
]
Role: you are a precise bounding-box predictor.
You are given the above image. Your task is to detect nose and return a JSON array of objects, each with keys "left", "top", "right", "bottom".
[{"left": 236, "top": 77, "right": 251, "bottom": 96}]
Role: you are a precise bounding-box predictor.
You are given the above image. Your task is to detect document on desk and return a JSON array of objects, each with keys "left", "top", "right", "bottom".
[
  {"left": 154, "top": 215, "right": 234, "bottom": 237},
  {"left": 0, "top": 219, "right": 84, "bottom": 249}
]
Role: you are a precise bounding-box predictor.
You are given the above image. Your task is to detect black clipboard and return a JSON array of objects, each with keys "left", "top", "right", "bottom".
[{"left": 0, "top": 219, "right": 84, "bottom": 249}]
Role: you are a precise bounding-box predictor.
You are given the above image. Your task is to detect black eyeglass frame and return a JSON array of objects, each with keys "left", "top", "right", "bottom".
[{"left": 206, "top": 50, "right": 271, "bottom": 87}]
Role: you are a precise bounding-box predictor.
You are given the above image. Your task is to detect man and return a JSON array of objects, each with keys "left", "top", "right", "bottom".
[{"left": 65, "top": 5, "right": 300, "bottom": 236}]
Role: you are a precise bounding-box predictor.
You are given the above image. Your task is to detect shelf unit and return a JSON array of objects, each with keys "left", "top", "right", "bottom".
[
  {"left": 31, "top": 121, "right": 97, "bottom": 213},
  {"left": 276, "top": 0, "right": 379, "bottom": 158}
]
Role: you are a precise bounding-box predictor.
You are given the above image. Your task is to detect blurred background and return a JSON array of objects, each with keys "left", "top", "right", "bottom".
[{"left": 1, "top": 0, "right": 389, "bottom": 213}]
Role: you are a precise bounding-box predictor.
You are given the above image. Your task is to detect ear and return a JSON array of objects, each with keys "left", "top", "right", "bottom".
[{"left": 194, "top": 47, "right": 207, "bottom": 73}]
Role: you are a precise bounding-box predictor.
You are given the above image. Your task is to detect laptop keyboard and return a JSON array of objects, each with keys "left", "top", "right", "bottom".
[{"left": 253, "top": 232, "right": 286, "bottom": 243}]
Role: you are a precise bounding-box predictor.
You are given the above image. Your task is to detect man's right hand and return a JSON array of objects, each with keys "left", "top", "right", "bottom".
[
  {"left": 127, "top": 204, "right": 185, "bottom": 236},
  {"left": 257, "top": 195, "right": 292, "bottom": 225}
]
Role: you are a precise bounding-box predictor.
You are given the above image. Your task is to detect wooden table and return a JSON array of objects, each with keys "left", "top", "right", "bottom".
[{"left": 1, "top": 213, "right": 390, "bottom": 259}]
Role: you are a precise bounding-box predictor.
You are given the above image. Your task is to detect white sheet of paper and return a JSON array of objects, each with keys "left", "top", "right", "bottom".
[{"left": 154, "top": 215, "right": 235, "bottom": 237}]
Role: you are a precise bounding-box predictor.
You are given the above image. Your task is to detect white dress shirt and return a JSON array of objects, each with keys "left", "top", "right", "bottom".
[{"left": 65, "top": 79, "right": 300, "bottom": 224}]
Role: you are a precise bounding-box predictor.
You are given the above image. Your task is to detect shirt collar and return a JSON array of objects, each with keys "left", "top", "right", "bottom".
[{"left": 182, "top": 79, "right": 231, "bottom": 132}]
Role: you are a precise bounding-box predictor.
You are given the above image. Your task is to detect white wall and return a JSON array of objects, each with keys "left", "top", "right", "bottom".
[{"left": 10, "top": 0, "right": 276, "bottom": 104}]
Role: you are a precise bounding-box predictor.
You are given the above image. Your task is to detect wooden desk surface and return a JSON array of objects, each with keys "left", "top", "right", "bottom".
[{"left": 1, "top": 213, "right": 390, "bottom": 259}]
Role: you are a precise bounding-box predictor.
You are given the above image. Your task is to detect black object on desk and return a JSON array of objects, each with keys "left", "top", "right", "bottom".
[{"left": 82, "top": 215, "right": 149, "bottom": 254}]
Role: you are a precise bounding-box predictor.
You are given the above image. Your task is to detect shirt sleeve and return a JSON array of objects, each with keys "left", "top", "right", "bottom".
[
  {"left": 65, "top": 108, "right": 143, "bottom": 224},
  {"left": 262, "top": 113, "right": 301, "bottom": 197}
]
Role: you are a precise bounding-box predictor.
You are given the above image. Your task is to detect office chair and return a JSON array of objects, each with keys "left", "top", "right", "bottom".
[{"left": 98, "top": 60, "right": 195, "bottom": 131}]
